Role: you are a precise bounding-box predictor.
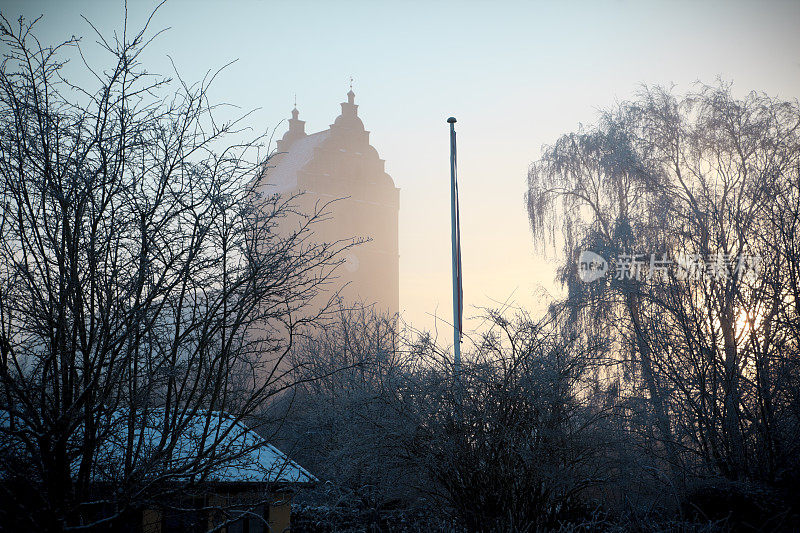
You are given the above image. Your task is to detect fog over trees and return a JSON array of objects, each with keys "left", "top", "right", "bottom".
[
  {"left": 282, "top": 86, "right": 800, "bottom": 531},
  {"left": 1, "top": 6, "right": 799, "bottom": 533}
]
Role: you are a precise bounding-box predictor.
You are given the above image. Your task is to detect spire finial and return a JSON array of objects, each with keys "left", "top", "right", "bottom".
[
  {"left": 293, "top": 93, "right": 297, "bottom": 108},
  {"left": 347, "top": 77, "right": 356, "bottom": 105}
]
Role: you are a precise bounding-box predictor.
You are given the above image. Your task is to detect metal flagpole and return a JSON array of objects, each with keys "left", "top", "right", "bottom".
[{"left": 447, "top": 117, "right": 462, "bottom": 381}]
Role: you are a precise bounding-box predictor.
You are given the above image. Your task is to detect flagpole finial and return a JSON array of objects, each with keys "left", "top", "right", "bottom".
[{"left": 447, "top": 117, "right": 457, "bottom": 123}]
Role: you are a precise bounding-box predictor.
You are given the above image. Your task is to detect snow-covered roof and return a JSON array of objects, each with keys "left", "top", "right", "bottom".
[
  {"left": 1, "top": 408, "right": 316, "bottom": 486},
  {"left": 141, "top": 409, "right": 313, "bottom": 484},
  {"left": 262, "top": 130, "right": 330, "bottom": 194}
]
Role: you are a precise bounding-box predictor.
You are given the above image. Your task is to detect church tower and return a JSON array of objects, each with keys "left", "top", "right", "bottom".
[{"left": 262, "top": 91, "right": 400, "bottom": 316}]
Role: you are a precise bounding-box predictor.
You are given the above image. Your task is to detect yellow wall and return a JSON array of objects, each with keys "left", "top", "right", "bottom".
[
  {"left": 268, "top": 492, "right": 292, "bottom": 533},
  {"left": 142, "top": 490, "right": 294, "bottom": 533},
  {"left": 141, "top": 509, "right": 161, "bottom": 533}
]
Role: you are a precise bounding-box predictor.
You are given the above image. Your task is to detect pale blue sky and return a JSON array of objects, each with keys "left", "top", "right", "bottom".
[{"left": 4, "top": 0, "right": 799, "bottom": 335}]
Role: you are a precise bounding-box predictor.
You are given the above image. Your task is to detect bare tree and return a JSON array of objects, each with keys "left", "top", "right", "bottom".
[
  {"left": 401, "top": 308, "right": 611, "bottom": 531},
  {"left": 526, "top": 82, "right": 800, "bottom": 508},
  {"left": 274, "top": 305, "right": 418, "bottom": 530},
  {"left": 0, "top": 12, "right": 345, "bottom": 531}
]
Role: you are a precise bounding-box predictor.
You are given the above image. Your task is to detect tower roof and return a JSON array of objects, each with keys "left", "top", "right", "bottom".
[
  {"left": 264, "top": 89, "right": 396, "bottom": 194},
  {"left": 333, "top": 89, "right": 363, "bottom": 130},
  {"left": 276, "top": 103, "right": 307, "bottom": 152},
  {"left": 267, "top": 130, "right": 330, "bottom": 194}
]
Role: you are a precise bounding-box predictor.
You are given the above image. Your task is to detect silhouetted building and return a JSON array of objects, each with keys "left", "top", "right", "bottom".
[{"left": 262, "top": 90, "right": 399, "bottom": 315}]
